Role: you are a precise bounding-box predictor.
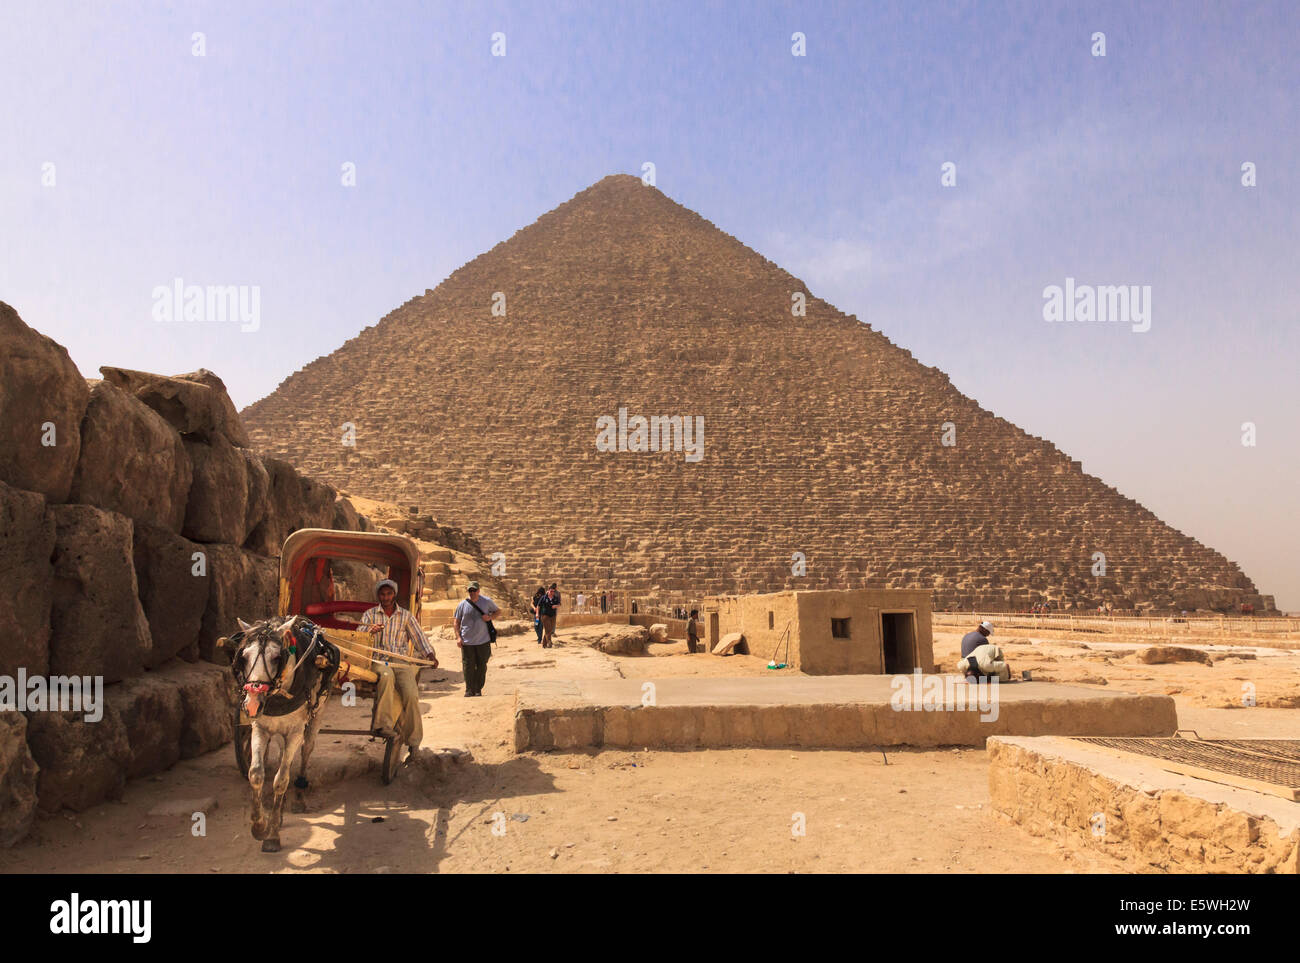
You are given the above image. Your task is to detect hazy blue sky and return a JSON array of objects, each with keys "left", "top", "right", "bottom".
[{"left": 2, "top": 1, "right": 1296, "bottom": 608}]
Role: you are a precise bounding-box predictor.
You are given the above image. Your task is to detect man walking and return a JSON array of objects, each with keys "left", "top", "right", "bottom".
[
  {"left": 531, "top": 585, "right": 546, "bottom": 645},
  {"left": 686, "top": 609, "right": 701, "bottom": 654},
  {"left": 453, "top": 581, "right": 499, "bottom": 697},
  {"left": 537, "top": 582, "right": 561, "bottom": 648}
]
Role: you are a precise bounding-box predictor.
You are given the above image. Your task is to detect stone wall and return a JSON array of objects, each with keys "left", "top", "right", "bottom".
[
  {"left": 0, "top": 302, "right": 378, "bottom": 845},
  {"left": 988, "top": 736, "right": 1300, "bottom": 873}
]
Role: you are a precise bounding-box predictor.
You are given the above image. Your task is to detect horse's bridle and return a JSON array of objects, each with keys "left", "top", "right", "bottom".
[
  {"left": 239, "top": 623, "right": 292, "bottom": 701},
  {"left": 237, "top": 618, "right": 329, "bottom": 714}
]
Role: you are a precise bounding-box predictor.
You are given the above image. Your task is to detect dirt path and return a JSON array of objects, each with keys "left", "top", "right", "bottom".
[{"left": 5, "top": 623, "right": 1294, "bottom": 874}]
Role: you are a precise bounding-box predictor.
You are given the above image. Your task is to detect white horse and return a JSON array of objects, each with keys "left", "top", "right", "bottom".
[{"left": 230, "top": 617, "right": 336, "bottom": 853}]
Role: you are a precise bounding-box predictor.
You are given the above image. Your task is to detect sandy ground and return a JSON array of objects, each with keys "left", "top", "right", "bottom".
[
  {"left": 932, "top": 628, "right": 1300, "bottom": 709},
  {"left": 4, "top": 622, "right": 1298, "bottom": 874}
]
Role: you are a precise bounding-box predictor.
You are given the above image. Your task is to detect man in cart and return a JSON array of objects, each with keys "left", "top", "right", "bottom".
[{"left": 361, "top": 578, "right": 438, "bottom": 757}]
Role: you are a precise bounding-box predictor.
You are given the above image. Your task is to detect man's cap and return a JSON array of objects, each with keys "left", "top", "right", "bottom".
[
  {"left": 980, "top": 620, "right": 994, "bottom": 633},
  {"left": 375, "top": 579, "right": 398, "bottom": 597},
  {"left": 467, "top": 581, "right": 480, "bottom": 592}
]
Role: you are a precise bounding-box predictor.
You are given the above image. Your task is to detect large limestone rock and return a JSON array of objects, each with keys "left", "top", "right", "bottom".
[
  {"left": 174, "top": 368, "right": 251, "bottom": 446},
  {"left": 242, "top": 448, "right": 270, "bottom": 542},
  {"left": 301, "top": 475, "right": 338, "bottom": 530},
  {"left": 173, "top": 662, "right": 235, "bottom": 758},
  {"left": 0, "top": 482, "right": 54, "bottom": 678},
  {"left": 1137, "top": 646, "right": 1214, "bottom": 666},
  {"left": 245, "top": 456, "right": 338, "bottom": 555},
  {"left": 0, "top": 713, "right": 39, "bottom": 847},
  {"left": 0, "top": 301, "right": 89, "bottom": 501},
  {"left": 69, "top": 380, "right": 193, "bottom": 532},
  {"left": 105, "top": 674, "right": 185, "bottom": 779},
  {"left": 26, "top": 706, "right": 131, "bottom": 812},
  {"left": 198, "top": 544, "right": 278, "bottom": 662},
  {"left": 587, "top": 624, "right": 651, "bottom": 654},
  {"left": 99, "top": 365, "right": 250, "bottom": 447},
  {"left": 244, "top": 458, "right": 298, "bottom": 554},
  {"left": 182, "top": 434, "right": 248, "bottom": 544},
  {"left": 132, "top": 523, "right": 210, "bottom": 667},
  {"left": 332, "top": 494, "right": 360, "bottom": 532},
  {"left": 48, "top": 504, "right": 152, "bottom": 683}
]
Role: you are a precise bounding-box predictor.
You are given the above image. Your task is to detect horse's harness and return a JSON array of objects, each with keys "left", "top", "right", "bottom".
[{"left": 236, "top": 619, "right": 339, "bottom": 718}]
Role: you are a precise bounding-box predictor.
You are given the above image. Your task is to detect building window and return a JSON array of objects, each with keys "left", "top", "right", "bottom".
[{"left": 831, "top": 618, "right": 851, "bottom": 639}]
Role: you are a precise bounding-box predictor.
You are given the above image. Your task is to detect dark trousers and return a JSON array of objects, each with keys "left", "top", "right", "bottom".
[
  {"left": 533, "top": 619, "right": 543, "bottom": 643},
  {"left": 600, "top": 597, "right": 607, "bottom": 613},
  {"left": 461, "top": 643, "right": 491, "bottom": 695}
]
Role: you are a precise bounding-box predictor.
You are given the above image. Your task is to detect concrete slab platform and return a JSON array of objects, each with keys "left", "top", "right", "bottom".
[
  {"left": 512, "top": 675, "right": 1177, "bottom": 751},
  {"left": 989, "top": 736, "right": 1300, "bottom": 873}
]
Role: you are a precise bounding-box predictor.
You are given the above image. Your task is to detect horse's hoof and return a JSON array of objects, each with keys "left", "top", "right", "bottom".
[
  {"left": 251, "top": 820, "right": 268, "bottom": 841},
  {"left": 291, "top": 793, "right": 308, "bottom": 814},
  {"left": 261, "top": 838, "right": 281, "bottom": 853}
]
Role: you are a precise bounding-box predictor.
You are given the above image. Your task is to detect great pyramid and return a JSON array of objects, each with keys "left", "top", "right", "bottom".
[{"left": 242, "top": 175, "right": 1272, "bottom": 614}]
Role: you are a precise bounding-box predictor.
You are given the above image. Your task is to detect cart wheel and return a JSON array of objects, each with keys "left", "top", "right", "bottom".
[
  {"left": 381, "top": 735, "right": 402, "bottom": 785},
  {"left": 233, "top": 708, "right": 252, "bottom": 778}
]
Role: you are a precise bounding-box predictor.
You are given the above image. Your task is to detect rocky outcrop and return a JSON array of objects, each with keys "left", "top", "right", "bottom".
[
  {"left": 174, "top": 662, "right": 235, "bottom": 758},
  {"left": 0, "top": 302, "right": 89, "bottom": 501},
  {"left": 587, "top": 624, "right": 651, "bottom": 654},
  {"left": 48, "top": 504, "right": 152, "bottom": 684},
  {"left": 0, "top": 304, "right": 499, "bottom": 843},
  {"left": 242, "top": 448, "right": 270, "bottom": 543},
  {"left": 0, "top": 482, "right": 54, "bottom": 678},
  {"left": 182, "top": 434, "right": 249, "bottom": 544},
  {"left": 105, "top": 674, "right": 185, "bottom": 779},
  {"left": 198, "top": 544, "right": 278, "bottom": 661},
  {"left": 132, "top": 523, "right": 209, "bottom": 667},
  {"left": 245, "top": 457, "right": 306, "bottom": 554},
  {"left": 99, "top": 365, "right": 250, "bottom": 448},
  {"left": 0, "top": 714, "right": 39, "bottom": 847},
  {"left": 26, "top": 707, "right": 131, "bottom": 813},
  {"left": 69, "top": 380, "right": 192, "bottom": 532},
  {"left": 174, "top": 368, "right": 251, "bottom": 447},
  {"left": 1137, "top": 646, "right": 1215, "bottom": 666}
]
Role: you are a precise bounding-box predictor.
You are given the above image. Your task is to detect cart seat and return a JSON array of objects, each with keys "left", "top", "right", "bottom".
[{"left": 305, "top": 601, "right": 374, "bottom": 631}]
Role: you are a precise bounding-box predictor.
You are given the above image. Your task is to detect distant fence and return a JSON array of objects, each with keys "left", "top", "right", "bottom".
[
  {"left": 551, "top": 612, "right": 690, "bottom": 639},
  {"left": 933, "top": 611, "right": 1300, "bottom": 641}
]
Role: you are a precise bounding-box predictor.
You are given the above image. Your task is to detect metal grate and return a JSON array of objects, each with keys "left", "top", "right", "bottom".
[
  {"left": 1074, "top": 737, "right": 1300, "bottom": 798},
  {"left": 1213, "top": 739, "right": 1300, "bottom": 763}
]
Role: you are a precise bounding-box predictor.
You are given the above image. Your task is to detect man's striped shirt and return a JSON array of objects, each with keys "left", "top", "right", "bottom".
[{"left": 360, "top": 604, "right": 434, "bottom": 658}]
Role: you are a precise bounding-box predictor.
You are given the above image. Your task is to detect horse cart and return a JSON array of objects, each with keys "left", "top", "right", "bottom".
[{"left": 224, "top": 528, "right": 430, "bottom": 786}]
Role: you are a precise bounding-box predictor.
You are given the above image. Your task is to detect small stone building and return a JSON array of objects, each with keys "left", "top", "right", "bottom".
[{"left": 702, "top": 589, "right": 934, "bottom": 675}]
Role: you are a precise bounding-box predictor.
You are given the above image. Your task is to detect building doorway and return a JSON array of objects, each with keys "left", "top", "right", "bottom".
[{"left": 880, "top": 612, "right": 916, "bottom": 673}]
